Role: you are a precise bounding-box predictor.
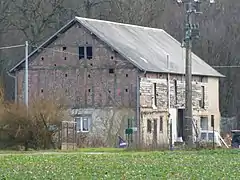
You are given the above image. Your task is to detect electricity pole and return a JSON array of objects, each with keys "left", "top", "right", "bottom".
[
  {"left": 176, "top": 0, "right": 215, "bottom": 147},
  {"left": 25, "top": 41, "right": 29, "bottom": 109}
]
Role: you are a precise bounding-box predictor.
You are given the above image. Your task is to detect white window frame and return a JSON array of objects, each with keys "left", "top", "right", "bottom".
[{"left": 75, "top": 116, "right": 91, "bottom": 133}]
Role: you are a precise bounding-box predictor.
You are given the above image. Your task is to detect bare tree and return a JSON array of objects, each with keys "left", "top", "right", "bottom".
[{"left": 8, "top": 0, "right": 66, "bottom": 48}]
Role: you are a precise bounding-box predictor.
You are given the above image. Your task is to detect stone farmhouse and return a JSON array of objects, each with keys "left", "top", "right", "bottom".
[{"left": 8, "top": 17, "right": 224, "bottom": 147}]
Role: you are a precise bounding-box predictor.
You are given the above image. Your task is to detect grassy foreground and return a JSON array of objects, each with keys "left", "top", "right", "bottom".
[{"left": 0, "top": 150, "right": 239, "bottom": 179}]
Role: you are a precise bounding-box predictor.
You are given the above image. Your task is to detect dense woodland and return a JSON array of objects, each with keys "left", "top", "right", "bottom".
[{"left": 0, "top": 0, "right": 239, "bottom": 124}]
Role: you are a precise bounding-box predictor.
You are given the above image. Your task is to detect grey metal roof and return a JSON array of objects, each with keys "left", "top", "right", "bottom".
[
  {"left": 9, "top": 17, "right": 224, "bottom": 77},
  {"left": 76, "top": 17, "right": 223, "bottom": 77}
]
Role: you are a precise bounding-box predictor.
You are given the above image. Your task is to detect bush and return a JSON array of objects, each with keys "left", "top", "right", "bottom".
[{"left": 0, "top": 88, "right": 66, "bottom": 150}]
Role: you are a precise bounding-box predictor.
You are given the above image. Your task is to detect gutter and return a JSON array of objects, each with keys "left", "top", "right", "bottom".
[{"left": 7, "top": 71, "right": 17, "bottom": 103}]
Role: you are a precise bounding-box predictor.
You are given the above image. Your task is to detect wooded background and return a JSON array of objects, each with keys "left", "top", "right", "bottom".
[{"left": 0, "top": 0, "right": 239, "bottom": 126}]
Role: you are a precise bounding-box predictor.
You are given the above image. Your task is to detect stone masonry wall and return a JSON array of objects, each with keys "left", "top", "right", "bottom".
[{"left": 140, "top": 73, "right": 208, "bottom": 111}]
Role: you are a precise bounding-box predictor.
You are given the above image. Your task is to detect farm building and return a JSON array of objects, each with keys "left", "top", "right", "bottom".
[{"left": 8, "top": 17, "right": 223, "bottom": 148}]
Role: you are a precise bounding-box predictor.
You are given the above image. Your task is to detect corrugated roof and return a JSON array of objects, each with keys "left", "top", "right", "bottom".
[
  {"left": 9, "top": 17, "right": 224, "bottom": 77},
  {"left": 76, "top": 17, "right": 223, "bottom": 77}
]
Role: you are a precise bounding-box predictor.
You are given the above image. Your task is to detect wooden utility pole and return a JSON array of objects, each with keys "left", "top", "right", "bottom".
[{"left": 176, "top": 0, "right": 215, "bottom": 148}]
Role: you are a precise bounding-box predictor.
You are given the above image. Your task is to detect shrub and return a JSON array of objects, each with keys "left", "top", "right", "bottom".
[{"left": 0, "top": 89, "right": 66, "bottom": 150}]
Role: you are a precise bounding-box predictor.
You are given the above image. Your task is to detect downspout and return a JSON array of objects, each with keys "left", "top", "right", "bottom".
[
  {"left": 167, "top": 55, "right": 173, "bottom": 150},
  {"left": 136, "top": 70, "right": 146, "bottom": 149},
  {"left": 7, "top": 71, "right": 17, "bottom": 103}
]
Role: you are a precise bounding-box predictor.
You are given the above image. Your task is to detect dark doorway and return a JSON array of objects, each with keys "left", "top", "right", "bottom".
[
  {"left": 153, "top": 119, "right": 158, "bottom": 148},
  {"left": 177, "top": 109, "right": 185, "bottom": 141}
]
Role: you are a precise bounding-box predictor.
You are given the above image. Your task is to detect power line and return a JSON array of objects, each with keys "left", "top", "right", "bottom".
[
  {"left": 213, "top": 66, "right": 240, "bottom": 68},
  {"left": 0, "top": 44, "right": 25, "bottom": 50}
]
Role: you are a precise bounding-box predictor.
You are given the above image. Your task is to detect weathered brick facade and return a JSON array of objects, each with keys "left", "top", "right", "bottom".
[{"left": 16, "top": 23, "right": 138, "bottom": 109}]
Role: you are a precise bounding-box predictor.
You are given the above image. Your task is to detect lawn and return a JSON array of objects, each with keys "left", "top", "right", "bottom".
[{"left": 0, "top": 150, "right": 239, "bottom": 179}]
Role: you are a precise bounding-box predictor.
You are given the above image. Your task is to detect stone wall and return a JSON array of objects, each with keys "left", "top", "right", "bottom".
[
  {"left": 139, "top": 73, "right": 210, "bottom": 146},
  {"left": 140, "top": 75, "right": 208, "bottom": 110}
]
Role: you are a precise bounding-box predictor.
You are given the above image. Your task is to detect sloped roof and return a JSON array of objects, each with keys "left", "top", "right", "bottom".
[{"left": 9, "top": 17, "right": 224, "bottom": 77}]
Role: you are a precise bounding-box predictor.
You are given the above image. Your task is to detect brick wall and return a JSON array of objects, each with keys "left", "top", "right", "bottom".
[{"left": 16, "top": 22, "right": 138, "bottom": 108}]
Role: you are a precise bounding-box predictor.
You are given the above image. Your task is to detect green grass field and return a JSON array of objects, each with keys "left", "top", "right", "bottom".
[{"left": 0, "top": 149, "right": 239, "bottom": 179}]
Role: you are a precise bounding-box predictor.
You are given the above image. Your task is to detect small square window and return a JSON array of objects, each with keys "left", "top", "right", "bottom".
[
  {"left": 64, "top": 57, "right": 67, "bottom": 60},
  {"left": 79, "top": 46, "right": 84, "bottom": 59},
  {"left": 41, "top": 57, "right": 44, "bottom": 61},
  {"left": 86, "top": 46, "right": 93, "bottom": 59},
  {"left": 65, "top": 74, "right": 68, "bottom": 77},
  {"left": 88, "top": 89, "right": 91, "bottom": 92},
  {"left": 125, "top": 89, "right": 128, "bottom": 92},
  {"left": 63, "top": 47, "right": 67, "bottom": 51},
  {"left": 41, "top": 89, "right": 43, "bottom": 93},
  {"left": 126, "top": 74, "right": 128, "bottom": 77},
  {"left": 109, "top": 69, "right": 114, "bottom": 74},
  {"left": 88, "top": 74, "right": 91, "bottom": 78}
]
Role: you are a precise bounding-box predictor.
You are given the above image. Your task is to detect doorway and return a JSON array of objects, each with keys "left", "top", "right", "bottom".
[{"left": 177, "top": 109, "right": 185, "bottom": 141}]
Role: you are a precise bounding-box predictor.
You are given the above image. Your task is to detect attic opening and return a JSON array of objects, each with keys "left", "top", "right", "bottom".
[
  {"left": 79, "top": 46, "right": 84, "bottom": 59},
  {"left": 109, "top": 69, "right": 114, "bottom": 74},
  {"left": 87, "top": 46, "right": 92, "bottom": 59}
]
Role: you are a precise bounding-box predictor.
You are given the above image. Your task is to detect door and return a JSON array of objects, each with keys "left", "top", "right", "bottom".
[{"left": 177, "top": 109, "right": 185, "bottom": 141}]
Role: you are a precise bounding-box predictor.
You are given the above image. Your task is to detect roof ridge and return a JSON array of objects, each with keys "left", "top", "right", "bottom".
[{"left": 75, "top": 16, "right": 164, "bottom": 32}]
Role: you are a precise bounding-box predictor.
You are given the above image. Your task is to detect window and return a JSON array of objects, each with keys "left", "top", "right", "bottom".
[
  {"left": 75, "top": 116, "right": 91, "bottom": 132},
  {"left": 208, "top": 133, "right": 214, "bottom": 141},
  {"left": 159, "top": 116, "right": 163, "bottom": 132},
  {"left": 126, "top": 74, "right": 128, "bottom": 77},
  {"left": 147, "top": 119, "right": 152, "bottom": 133},
  {"left": 86, "top": 46, "right": 93, "bottom": 59},
  {"left": 200, "top": 116, "right": 208, "bottom": 130},
  {"left": 201, "top": 132, "right": 207, "bottom": 140},
  {"left": 63, "top": 46, "right": 67, "bottom": 51},
  {"left": 79, "top": 46, "right": 84, "bottom": 59},
  {"left": 200, "top": 86, "right": 205, "bottom": 108},
  {"left": 153, "top": 83, "right": 157, "bottom": 106},
  {"left": 109, "top": 69, "right": 114, "bottom": 74},
  {"left": 174, "top": 80, "right": 177, "bottom": 104}
]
